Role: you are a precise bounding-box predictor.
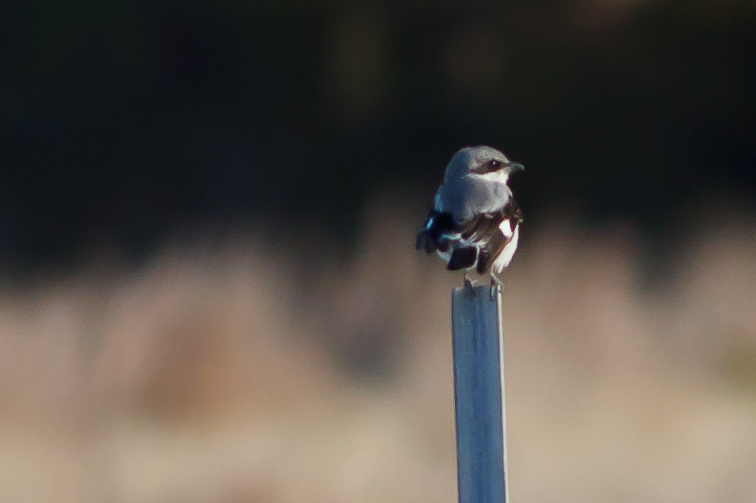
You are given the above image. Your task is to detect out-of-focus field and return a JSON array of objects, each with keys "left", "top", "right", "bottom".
[{"left": 1, "top": 200, "right": 756, "bottom": 503}]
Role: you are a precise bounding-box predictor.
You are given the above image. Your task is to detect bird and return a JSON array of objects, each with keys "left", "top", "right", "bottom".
[{"left": 415, "top": 146, "right": 524, "bottom": 289}]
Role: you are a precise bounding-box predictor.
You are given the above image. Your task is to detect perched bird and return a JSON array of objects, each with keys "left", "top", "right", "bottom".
[{"left": 415, "top": 146, "right": 524, "bottom": 287}]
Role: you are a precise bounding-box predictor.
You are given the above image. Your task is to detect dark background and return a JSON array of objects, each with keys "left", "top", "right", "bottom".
[{"left": 2, "top": 0, "right": 755, "bottom": 269}]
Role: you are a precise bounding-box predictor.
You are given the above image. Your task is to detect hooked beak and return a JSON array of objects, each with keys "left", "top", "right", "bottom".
[{"left": 508, "top": 162, "right": 525, "bottom": 173}]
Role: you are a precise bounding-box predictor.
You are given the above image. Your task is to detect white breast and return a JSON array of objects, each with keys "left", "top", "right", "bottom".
[{"left": 493, "top": 224, "right": 519, "bottom": 273}]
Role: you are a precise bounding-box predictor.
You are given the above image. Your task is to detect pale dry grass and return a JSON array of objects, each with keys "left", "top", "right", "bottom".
[{"left": 1, "top": 200, "right": 755, "bottom": 503}]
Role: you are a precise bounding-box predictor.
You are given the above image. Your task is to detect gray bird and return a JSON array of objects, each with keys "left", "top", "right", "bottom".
[{"left": 415, "top": 146, "right": 524, "bottom": 287}]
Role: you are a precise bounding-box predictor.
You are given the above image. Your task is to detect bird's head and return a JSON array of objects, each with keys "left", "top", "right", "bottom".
[{"left": 445, "top": 145, "right": 524, "bottom": 184}]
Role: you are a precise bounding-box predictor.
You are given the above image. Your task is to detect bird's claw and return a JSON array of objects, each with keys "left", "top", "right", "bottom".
[{"left": 462, "top": 272, "right": 477, "bottom": 297}]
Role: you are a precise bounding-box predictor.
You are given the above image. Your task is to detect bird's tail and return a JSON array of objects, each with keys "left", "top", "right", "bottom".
[
  {"left": 415, "top": 229, "right": 437, "bottom": 253},
  {"left": 416, "top": 210, "right": 456, "bottom": 255},
  {"left": 447, "top": 246, "right": 478, "bottom": 271}
]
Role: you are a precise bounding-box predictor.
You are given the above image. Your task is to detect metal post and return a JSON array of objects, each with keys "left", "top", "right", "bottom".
[{"left": 452, "top": 284, "right": 509, "bottom": 503}]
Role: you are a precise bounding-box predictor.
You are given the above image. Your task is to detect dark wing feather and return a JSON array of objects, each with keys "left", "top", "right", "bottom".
[
  {"left": 506, "top": 197, "right": 523, "bottom": 227},
  {"left": 416, "top": 198, "right": 522, "bottom": 273}
]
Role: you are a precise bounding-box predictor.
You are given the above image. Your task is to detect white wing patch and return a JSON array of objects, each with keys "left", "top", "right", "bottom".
[
  {"left": 493, "top": 225, "right": 519, "bottom": 273},
  {"left": 498, "top": 218, "right": 513, "bottom": 239}
]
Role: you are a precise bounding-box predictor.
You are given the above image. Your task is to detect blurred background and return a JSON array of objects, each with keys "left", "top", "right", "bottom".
[{"left": 1, "top": 0, "right": 756, "bottom": 501}]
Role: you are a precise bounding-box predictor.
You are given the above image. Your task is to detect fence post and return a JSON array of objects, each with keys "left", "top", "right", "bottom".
[{"left": 451, "top": 284, "right": 509, "bottom": 503}]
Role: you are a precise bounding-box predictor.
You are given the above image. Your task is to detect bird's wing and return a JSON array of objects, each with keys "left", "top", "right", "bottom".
[
  {"left": 468, "top": 199, "right": 523, "bottom": 274},
  {"left": 416, "top": 198, "right": 523, "bottom": 273}
]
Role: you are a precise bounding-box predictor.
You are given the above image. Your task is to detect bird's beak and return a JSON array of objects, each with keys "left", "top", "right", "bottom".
[{"left": 508, "top": 162, "right": 525, "bottom": 173}]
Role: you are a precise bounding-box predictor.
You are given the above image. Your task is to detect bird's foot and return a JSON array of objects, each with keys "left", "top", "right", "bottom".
[{"left": 463, "top": 271, "right": 474, "bottom": 287}]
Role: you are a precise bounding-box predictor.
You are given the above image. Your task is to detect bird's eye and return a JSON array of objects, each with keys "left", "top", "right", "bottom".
[{"left": 473, "top": 159, "right": 505, "bottom": 174}]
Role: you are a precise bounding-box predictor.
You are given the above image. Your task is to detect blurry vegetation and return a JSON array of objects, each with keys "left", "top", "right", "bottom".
[
  {"left": 1, "top": 0, "right": 755, "bottom": 268},
  {"left": 1, "top": 209, "right": 756, "bottom": 502}
]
